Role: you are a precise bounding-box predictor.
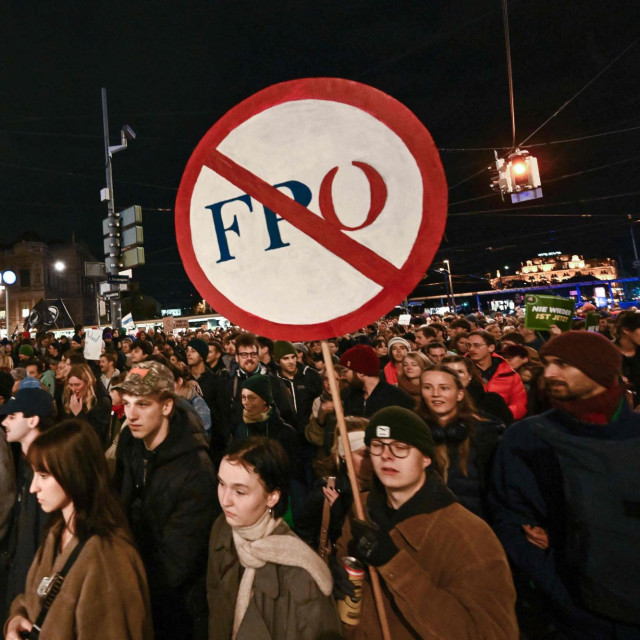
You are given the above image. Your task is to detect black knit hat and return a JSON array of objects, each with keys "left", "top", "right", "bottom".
[
  {"left": 188, "top": 338, "right": 209, "bottom": 363},
  {"left": 241, "top": 374, "right": 274, "bottom": 404},
  {"left": 365, "top": 407, "right": 435, "bottom": 459},
  {"left": 539, "top": 331, "right": 621, "bottom": 388}
]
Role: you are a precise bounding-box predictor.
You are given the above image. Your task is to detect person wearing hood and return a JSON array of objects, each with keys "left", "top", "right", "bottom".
[{"left": 113, "top": 361, "right": 217, "bottom": 640}]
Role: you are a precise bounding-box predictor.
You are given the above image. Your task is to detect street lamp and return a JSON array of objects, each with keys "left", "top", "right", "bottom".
[
  {"left": 443, "top": 260, "right": 455, "bottom": 312},
  {"left": 0, "top": 270, "right": 17, "bottom": 338},
  {"left": 54, "top": 261, "right": 66, "bottom": 272}
]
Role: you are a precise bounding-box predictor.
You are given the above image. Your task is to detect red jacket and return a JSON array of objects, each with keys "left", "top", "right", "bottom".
[{"left": 483, "top": 356, "right": 528, "bottom": 420}]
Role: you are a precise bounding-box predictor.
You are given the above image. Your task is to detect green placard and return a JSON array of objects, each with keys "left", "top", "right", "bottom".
[
  {"left": 585, "top": 312, "right": 600, "bottom": 332},
  {"left": 524, "top": 294, "right": 575, "bottom": 332}
]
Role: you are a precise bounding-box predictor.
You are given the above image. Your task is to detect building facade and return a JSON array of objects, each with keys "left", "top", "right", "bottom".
[
  {"left": 491, "top": 253, "right": 618, "bottom": 289},
  {"left": 0, "top": 234, "right": 98, "bottom": 335}
]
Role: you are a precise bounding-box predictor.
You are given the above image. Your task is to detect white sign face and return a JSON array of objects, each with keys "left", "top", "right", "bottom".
[
  {"left": 176, "top": 78, "right": 447, "bottom": 340},
  {"left": 83, "top": 328, "right": 104, "bottom": 361},
  {"left": 398, "top": 314, "right": 412, "bottom": 326}
]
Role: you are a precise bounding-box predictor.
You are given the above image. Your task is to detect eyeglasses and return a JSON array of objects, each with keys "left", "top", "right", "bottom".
[
  {"left": 237, "top": 351, "right": 258, "bottom": 359},
  {"left": 369, "top": 440, "right": 412, "bottom": 458}
]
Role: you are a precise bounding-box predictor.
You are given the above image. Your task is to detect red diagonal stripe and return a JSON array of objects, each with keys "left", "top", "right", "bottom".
[{"left": 203, "top": 149, "right": 403, "bottom": 289}]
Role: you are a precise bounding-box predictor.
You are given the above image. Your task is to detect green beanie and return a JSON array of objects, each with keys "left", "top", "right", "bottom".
[
  {"left": 365, "top": 407, "right": 435, "bottom": 459},
  {"left": 241, "top": 374, "right": 274, "bottom": 404},
  {"left": 273, "top": 340, "right": 297, "bottom": 362},
  {"left": 19, "top": 344, "right": 34, "bottom": 357}
]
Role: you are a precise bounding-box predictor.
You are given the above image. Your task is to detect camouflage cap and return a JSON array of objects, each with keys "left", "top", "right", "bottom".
[{"left": 113, "top": 361, "right": 175, "bottom": 396}]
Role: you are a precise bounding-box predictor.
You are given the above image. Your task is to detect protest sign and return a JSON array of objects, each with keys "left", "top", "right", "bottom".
[{"left": 524, "top": 294, "right": 575, "bottom": 332}]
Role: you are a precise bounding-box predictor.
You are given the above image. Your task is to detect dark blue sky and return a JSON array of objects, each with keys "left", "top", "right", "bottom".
[{"left": 1, "top": 1, "right": 639, "bottom": 308}]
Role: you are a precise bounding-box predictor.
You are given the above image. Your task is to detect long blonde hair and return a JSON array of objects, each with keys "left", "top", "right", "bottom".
[{"left": 64, "top": 364, "right": 98, "bottom": 414}]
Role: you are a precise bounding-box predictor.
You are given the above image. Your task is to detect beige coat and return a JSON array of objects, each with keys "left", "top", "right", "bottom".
[{"left": 6, "top": 527, "right": 153, "bottom": 640}]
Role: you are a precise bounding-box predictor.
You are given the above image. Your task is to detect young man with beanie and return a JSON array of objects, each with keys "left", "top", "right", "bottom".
[
  {"left": 186, "top": 337, "right": 224, "bottom": 429},
  {"left": 0, "top": 378, "right": 55, "bottom": 619},
  {"left": 340, "top": 344, "right": 414, "bottom": 417},
  {"left": 489, "top": 331, "right": 640, "bottom": 639},
  {"left": 274, "top": 340, "right": 323, "bottom": 430},
  {"left": 235, "top": 374, "right": 305, "bottom": 519},
  {"left": 334, "top": 406, "right": 518, "bottom": 639},
  {"left": 467, "top": 330, "right": 528, "bottom": 420},
  {"left": 113, "top": 361, "right": 217, "bottom": 640}
]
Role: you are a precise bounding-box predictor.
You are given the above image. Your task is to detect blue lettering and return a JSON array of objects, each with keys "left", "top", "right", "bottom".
[
  {"left": 262, "top": 181, "right": 312, "bottom": 252},
  {"left": 205, "top": 194, "right": 253, "bottom": 263}
]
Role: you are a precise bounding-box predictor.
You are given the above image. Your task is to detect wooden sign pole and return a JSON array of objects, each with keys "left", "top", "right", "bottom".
[{"left": 321, "top": 340, "right": 391, "bottom": 640}]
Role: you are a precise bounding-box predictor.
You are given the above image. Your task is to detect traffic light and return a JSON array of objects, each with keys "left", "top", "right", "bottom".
[{"left": 490, "top": 149, "right": 542, "bottom": 203}]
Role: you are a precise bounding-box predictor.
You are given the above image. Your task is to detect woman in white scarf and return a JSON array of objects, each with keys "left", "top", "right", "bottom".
[{"left": 207, "top": 437, "right": 343, "bottom": 640}]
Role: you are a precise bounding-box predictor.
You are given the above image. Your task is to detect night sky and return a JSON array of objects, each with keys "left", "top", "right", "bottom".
[{"left": 2, "top": 1, "right": 639, "bottom": 311}]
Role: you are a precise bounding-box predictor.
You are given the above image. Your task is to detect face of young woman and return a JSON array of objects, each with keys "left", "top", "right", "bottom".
[
  {"left": 67, "top": 376, "right": 86, "bottom": 398},
  {"left": 56, "top": 358, "right": 71, "bottom": 380},
  {"left": 443, "top": 361, "right": 472, "bottom": 388},
  {"left": 390, "top": 344, "right": 409, "bottom": 363},
  {"left": 402, "top": 357, "right": 422, "bottom": 381},
  {"left": 217, "top": 457, "right": 280, "bottom": 528},
  {"left": 421, "top": 370, "right": 464, "bottom": 419},
  {"left": 30, "top": 469, "right": 72, "bottom": 514}
]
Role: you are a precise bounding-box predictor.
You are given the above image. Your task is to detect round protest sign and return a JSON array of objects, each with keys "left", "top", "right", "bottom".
[{"left": 175, "top": 77, "right": 447, "bottom": 339}]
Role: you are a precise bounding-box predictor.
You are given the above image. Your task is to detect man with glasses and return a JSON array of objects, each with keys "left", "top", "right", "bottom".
[
  {"left": 334, "top": 406, "right": 518, "bottom": 638},
  {"left": 217, "top": 333, "right": 295, "bottom": 444},
  {"left": 467, "top": 330, "right": 527, "bottom": 420}
]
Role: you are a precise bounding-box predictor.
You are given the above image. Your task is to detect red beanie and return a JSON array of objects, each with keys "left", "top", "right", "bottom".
[
  {"left": 339, "top": 345, "right": 380, "bottom": 377},
  {"left": 539, "top": 331, "right": 621, "bottom": 388}
]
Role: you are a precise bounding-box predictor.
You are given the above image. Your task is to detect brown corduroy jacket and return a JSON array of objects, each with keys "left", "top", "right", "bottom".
[
  {"left": 336, "top": 490, "right": 519, "bottom": 640},
  {"left": 6, "top": 527, "right": 153, "bottom": 640}
]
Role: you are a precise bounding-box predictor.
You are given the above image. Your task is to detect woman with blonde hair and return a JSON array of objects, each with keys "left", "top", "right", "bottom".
[
  {"left": 420, "top": 364, "right": 503, "bottom": 520},
  {"left": 62, "top": 364, "right": 111, "bottom": 445},
  {"left": 398, "top": 351, "right": 432, "bottom": 415},
  {"left": 5, "top": 419, "right": 152, "bottom": 640}
]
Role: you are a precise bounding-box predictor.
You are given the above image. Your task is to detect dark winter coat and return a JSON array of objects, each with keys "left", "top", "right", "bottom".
[
  {"left": 341, "top": 379, "right": 414, "bottom": 418},
  {"left": 489, "top": 403, "right": 640, "bottom": 639},
  {"left": 114, "top": 406, "right": 218, "bottom": 640},
  {"left": 276, "top": 364, "right": 323, "bottom": 432}
]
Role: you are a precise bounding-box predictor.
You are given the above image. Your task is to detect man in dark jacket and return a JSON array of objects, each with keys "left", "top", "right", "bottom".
[
  {"left": 0, "top": 379, "right": 54, "bottom": 619},
  {"left": 339, "top": 345, "right": 414, "bottom": 417},
  {"left": 489, "top": 331, "right": 640, "bottom": 639},
  {"left": 114, "top": 361, "right": 217, "bottom": 640},
  {"left": 274, "top": 340, "right": 323, "bottom": 431}
]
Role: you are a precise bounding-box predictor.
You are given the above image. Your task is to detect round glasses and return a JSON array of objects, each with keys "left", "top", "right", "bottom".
[{"left": 369, "top": 440, "right": 412, "bottom": 458}]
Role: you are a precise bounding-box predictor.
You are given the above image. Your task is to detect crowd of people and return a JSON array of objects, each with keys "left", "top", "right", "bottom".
[{"left": 0, "top": 306, "right": 638, "bottom": 639}]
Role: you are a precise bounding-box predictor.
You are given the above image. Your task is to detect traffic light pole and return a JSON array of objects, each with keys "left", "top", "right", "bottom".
[{"left": 101, "top": 88, "right": 122, "bottom": 329}]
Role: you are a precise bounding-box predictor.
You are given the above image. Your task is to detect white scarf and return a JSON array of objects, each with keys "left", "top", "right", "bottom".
[{"left": 231, "top": 509, "right": 333, "bottom": 639}]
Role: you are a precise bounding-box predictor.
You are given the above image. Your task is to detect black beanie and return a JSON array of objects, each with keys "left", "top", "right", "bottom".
[
  {"left": 188, "top": 338, "right": 209, "bottom": 363},
  {"left": 365, "top": 407, "right": 435, "bottom": 459},
  {"left": 241, "top": 374, "right": 274, "bottom": 404}
]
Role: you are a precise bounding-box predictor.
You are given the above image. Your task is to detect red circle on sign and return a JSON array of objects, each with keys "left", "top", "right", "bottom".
[{"left": 175, "top": 77, "right": 447, "bottom": 340}]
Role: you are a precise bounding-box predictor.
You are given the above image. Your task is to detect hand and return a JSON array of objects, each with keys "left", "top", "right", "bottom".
[
  {"left": 320, "top": 401, "right": 334, "bottom": 413},
  {"left": 322, "top": 485, "right": 340, "bottom": 507},
  {"left": 329, "top": 555, "right": 356, "bottom": 600},
  {"left": 351, "top": 518, "right": 399, "bottom": 567},
  {"left": 6, "top": 615, "right": 33, "bottom": 640},
  {"left": 70, "top": 393, "right": 83, "bottom": 416},
  {"left": 548, "top": 324, "right": 562, "bottom": 336},
  {"left": 522, "top": 524, "right": 549, "bottom": 550}
]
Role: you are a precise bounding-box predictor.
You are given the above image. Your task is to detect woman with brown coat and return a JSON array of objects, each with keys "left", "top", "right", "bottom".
[{"left": 4, "top": 419, "right": 152, "bottom": 640}]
